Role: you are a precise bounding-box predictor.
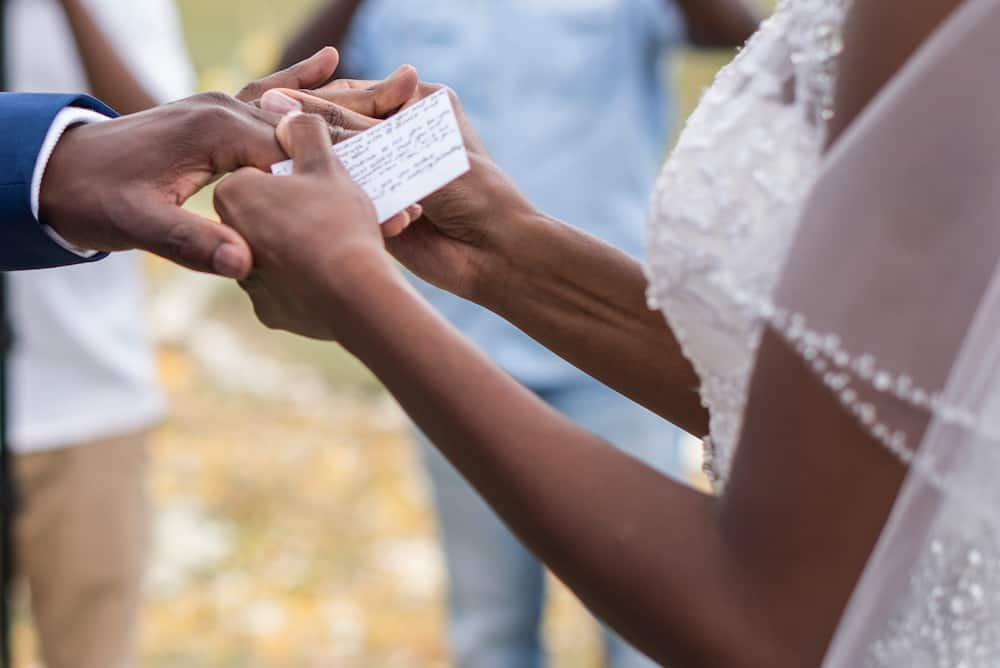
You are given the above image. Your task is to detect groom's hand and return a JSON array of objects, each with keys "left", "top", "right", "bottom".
[{"left": 39, "top": 49, "right": 343, "bottom": 279}]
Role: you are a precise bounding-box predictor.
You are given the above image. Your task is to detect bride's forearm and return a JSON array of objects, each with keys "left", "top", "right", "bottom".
[
  {"left": 469, "top": 210, "right": 708, "bottom": 436},
  {"left": 333, "top": 261, "right": 765, "bottom": 666}
]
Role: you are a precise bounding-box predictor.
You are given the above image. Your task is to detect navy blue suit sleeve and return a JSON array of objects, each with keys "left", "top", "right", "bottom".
[{"left": 0, "top": 93, "right": 119, "bottom": 271}]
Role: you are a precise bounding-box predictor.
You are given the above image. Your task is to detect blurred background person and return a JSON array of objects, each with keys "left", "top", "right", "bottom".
[
  {"left": 3, "top": 0, "right": 195, "bottom": 666},
  {"left": 284, "top": 2, "right": 760, "bottom": 667}
]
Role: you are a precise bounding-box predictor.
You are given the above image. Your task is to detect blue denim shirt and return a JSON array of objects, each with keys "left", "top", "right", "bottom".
[{"left": 345, "top": 0, "right": 685, "bottom": 389}]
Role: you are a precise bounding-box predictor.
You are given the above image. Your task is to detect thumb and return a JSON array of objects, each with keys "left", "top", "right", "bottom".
[
  {"left": 370, "top": 65, "right": 420, "bottom": 117},
  {"left": 311, "top": 64, "right": 419, "bottom": 119},
  {"left": 281, "top": 65, "right": 420, "bottom": 132},
  {"left": 276, "top": 112, "right": 340, "bottom": 176},
  {"left": 236, "top": 47, "right": 340, "bottom": 103},
  {"left": 141, "top": 203, "right": 253, "bottom": 279}
]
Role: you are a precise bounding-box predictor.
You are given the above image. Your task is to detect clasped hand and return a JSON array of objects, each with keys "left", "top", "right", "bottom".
[
  {"left": 215, "top": 71, "right": 540, "bottom": 342},
  {"left": 40, "top": 43, "right": 535, "bottom": 344},
  {"left": 39, "top": 48, "right": 419, "bottom": 279}
]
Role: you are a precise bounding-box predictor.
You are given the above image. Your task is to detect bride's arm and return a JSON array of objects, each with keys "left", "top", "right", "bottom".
[
  {"left": 438, "top": 0, "right": 963, "bottom": 441},
  {"left": 446, "top": 202, "right": 709, "bottom": 437},
  {"left": 215, "top": 140, "right": 768, "bottom": 664},
  {"left": 275, "top": 82, "right": 707, "bottom": 435},
  {"left": 277, "top": 0, "right": 963, "bottom": 440},
  {"left": 219, "top": 3, "right": 962, "bottom": 664},
  {"left": 217, "top": 126, "right": 896, "bottom": 664},
  {"left": 321, "top": 255, "right": 759, "bottom": 666},
  {"left": 306, "top": 102, "right": 708, "bottom": 431},
  {"left": 382, "top": 0, "right": 961, "bottom": 440}
]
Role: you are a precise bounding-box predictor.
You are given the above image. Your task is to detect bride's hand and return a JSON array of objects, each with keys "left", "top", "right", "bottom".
[
  {"left": 214, "top": 112, "right": 408, "bottom": 341},
  {"left": 269, "top": 79, "right": 541, "bottom": 301}
]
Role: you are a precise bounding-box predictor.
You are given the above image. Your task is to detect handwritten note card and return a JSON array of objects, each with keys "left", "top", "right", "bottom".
[{"left": 271, "top": 89, "right": 471, "bottom": 223}]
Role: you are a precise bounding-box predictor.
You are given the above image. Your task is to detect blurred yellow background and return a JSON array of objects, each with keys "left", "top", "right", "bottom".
[{"left": 13, "top": 2, "right": 731, "bottom": 666}]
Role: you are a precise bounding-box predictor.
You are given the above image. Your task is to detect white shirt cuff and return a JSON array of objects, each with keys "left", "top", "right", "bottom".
[{"left": 31, "top": 107, "right": 112, "bottom": 258}]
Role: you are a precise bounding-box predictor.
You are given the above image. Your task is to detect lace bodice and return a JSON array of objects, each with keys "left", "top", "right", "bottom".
[{"left": 645, "top": 0, "right": 850, "bottom": 486}]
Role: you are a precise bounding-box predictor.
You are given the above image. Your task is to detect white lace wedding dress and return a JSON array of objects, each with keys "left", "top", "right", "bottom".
[
  {"left": 646, "top": 0, "right": 850, "bottom": 488},
  {"left": 644, "top": 0, "right": 1000, "bottom": 665}
]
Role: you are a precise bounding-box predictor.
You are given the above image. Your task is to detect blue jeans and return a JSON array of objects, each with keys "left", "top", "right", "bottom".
[{"left": 418, "top": 381, "right": 683, "bottom": 668}]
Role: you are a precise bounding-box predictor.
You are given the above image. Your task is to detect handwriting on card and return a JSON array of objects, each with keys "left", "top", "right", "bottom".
[{"left": 272, "top": 88, "right": 471, "bottom": 224}]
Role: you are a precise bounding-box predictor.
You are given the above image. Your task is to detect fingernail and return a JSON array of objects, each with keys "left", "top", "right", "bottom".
[
  {"left": 261, "top": 90, "right": 303, "bottom": 115},
  {"left": 213, "top": 243, "right": 249, "bottom": 279},
  {"left": 313, "top": 46, "right": 339, "bottom": 63},
  {"left": 393, "top": 64, "right": 417, "bottom": 78}
]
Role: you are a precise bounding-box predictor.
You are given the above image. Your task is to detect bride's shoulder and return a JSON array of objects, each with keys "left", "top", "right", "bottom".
[{"left": 828, "top": 0, "right": 965, "bottom": 146}]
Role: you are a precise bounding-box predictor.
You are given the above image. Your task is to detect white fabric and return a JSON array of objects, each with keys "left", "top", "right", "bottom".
[
  {"left": 645, "top": 0, "right": 850, "bottom": 487},
  {"left": 31, "top": 106, "right": 109, "bottom": 256},
  {"left": 4, "top": 0, "right": 196, "bottom": 452}
]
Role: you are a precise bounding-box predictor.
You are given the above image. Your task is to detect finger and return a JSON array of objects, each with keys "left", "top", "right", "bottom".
[
  {"left": 259, "top": 89, "right": 303, "bottom": 116},
  {"left": 372, "top": 65, "right": 420, "bottom": 116},
  {"left": 381, "top": 212, "right": 411, "bottom": 239},
  {"left": 214, "top": 166, "right": 267, "bottom": 220},
  {"left": 384, "top": 216, "right": 438, "bottom": 267},
  {"left": 276, "top": 113, "right": 340, "bottom": 176},
  {"left": 214, "top": 167, "right": 277, "bottom": 248},
  {"left": 382, "top": 204, "right": 422, "bottom": 238},
  {"left": 140, "top": 202, "right": 254, "bottom": 279},
  {"left": 259, "top": 92, "right": 362, "bottom": 147},
  {"left": 193, "top": 95, "right": 287, "bottom": 172},
  {"left": 311, "top": 64, "right": 419, "bottom": 119},
  {"left": 279, "top": 90, "right": 381, "bottom": 132},
  {"left": 310, "top": 78, "right": 376, "bottom": 93},
  {"left": 238, "top": 276, "right": 286, "bottom": 332},
  {"left": 234, "top": 101, "right": 285, "bottom": 133},
  {"left": 330, "top": 126, "right": 362, "bottom": 145},
  {"left": 236, "top": 47, "right": 340, "bottom": 103}
]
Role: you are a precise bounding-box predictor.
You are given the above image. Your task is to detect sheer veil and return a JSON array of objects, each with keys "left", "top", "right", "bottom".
[{"left": 739, "top": 0, "right": 1000, "bottom": 663}]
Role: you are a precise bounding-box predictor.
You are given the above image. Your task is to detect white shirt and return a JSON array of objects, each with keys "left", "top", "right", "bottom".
[{"left": 4, "top": 0, "right": 196, "bottom": 452}]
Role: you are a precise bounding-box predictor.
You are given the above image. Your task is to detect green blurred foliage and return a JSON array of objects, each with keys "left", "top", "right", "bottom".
[{"left": 176, "top": 0, "right": 320, "bottom": 91}]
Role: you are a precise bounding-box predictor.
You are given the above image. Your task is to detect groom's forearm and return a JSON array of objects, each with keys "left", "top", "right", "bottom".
[
  {"left": 281, "top": 0, "right": 365, "bottom": 74},
  {"left": 470, "top": 211, "right": 708, "bottom": 436}
]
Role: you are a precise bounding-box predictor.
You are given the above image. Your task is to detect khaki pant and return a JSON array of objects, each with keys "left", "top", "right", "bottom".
[{"left": 13, "top": 432, "right": 148, "bottom": 668}]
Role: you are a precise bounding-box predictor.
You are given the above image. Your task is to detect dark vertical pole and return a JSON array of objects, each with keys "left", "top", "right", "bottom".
[{"left": 0, "top": 0, "right": 14, "bottom": 663}]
